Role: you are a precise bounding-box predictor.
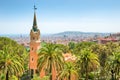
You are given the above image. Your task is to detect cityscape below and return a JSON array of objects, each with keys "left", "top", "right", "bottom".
[{"left": 1, "top": 31, "right": 120, "bottom": 47}]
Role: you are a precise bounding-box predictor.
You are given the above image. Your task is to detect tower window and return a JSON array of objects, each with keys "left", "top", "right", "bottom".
[
  {"left": 32, "top": 58, "right": 34, "bottom": 61},
  {"left": 33, "top": 37, "right": 34, "bottom": 40},
  {"left": 32, "top": 47, "right": 34, "bottom": 50}
]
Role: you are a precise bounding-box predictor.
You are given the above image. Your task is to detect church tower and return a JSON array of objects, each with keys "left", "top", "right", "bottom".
[{"left": 29, "top": 5, "right": 40, "bottom": 77}]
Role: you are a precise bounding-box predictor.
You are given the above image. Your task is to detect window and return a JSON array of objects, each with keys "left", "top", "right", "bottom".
[
  {"left": 32, "top": 47, "right": 33, "bottom": 50},
  {"left": 32, "top": 58, "right": 34, "bottom": 61},
  {"left": 33, "top": 37, "right": 35, "bottom": 40}
]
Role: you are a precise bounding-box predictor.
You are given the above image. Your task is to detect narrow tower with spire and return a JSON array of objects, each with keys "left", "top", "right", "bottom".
[{"left": 29, "top": 5, "right": 40, "bottom": 77}]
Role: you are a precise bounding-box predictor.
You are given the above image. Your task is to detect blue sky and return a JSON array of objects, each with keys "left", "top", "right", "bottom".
[{"left": 0, "top": 0, "right": 120, "bottom": 34}]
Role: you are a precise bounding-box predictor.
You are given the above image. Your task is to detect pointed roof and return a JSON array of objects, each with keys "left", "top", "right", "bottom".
[
  {"left": 33, "top": 12, "right": 37, "bottom": 26},
  {"left": 32, "top": 5, "right": 38, "bottom": 32}
]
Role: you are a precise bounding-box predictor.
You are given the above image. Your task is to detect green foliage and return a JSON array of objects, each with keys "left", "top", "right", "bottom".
[
  {"left": 56, "top": 44, "right": 70, "bottom": 53},
  {"left": 88, "top": 72, "right": 94, "bottom": 79},
  {"left": 68, "top": 42, "right": 75, "bottom": 50},
  {"left": 0, "top": 37, "right": 28, "bottom": 80},
  {"left": 32, "top": 74, "right": 49, "bottom": 80},
  {"left": 38, "top": 43, "right": 65, "bottom": 80},
  {"left": 40, "top": 76, "right": 49, "bottom": 80},
  {"left": 9, "top": 75, "right": 18, "bottom": 80},
  {"left": 32, "top": 74, "right": 40, "bottom": 80},
  {"left": 41, "top": 41, "right": 47, "bottom": 47},
  {"left": 77, "top": 48, "right": 99, "bottom": 80},
  {"left": 0, "top": 37, "right": 17, "bottom": 50},
  {"left": 0, "top": 73, "right": 5, "bottom": 80},
  {"left": 58, "top": 62, "right": 78, "bottom": 80},
  {"left": 73, "top": 42, "right": 95, "bottom": 55},
  {"left": 105, "top": 51, "right": 120, "bottom": 79}
]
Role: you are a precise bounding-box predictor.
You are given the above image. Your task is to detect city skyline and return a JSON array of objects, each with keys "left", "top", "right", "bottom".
[{"left": 0, "top": 0, "right": 120, "bottom": 34}]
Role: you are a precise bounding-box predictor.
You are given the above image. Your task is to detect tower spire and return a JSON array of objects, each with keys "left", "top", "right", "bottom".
[{"left": 33, "top": 5, "right": 38, "bottom": 31}]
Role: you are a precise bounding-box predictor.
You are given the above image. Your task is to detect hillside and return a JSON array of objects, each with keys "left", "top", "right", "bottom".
[{"left": 53, "top": 31, "right": 110, "bottom": 38}]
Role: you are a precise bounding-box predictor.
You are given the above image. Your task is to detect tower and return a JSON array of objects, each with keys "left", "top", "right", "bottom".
[{"left": 29, "top": 5, "right": 40, "bottom": 77}]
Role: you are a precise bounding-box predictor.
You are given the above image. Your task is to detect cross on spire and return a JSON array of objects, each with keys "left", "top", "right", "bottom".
[{"left": 34, "top": 5, "right": 37, "bottom": 11}]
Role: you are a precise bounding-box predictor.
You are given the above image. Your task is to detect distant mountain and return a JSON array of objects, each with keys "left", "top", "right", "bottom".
[
  {"left": 54, "top": 31, "right": 110, "bottom": 35},
  {"left": 53, "top": 31, "right": 111, "bottom": 38}
]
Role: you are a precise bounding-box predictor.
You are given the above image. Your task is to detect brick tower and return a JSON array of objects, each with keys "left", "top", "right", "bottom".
[{"left": 29, "top": 5, "right": 40, "bottom": 77}]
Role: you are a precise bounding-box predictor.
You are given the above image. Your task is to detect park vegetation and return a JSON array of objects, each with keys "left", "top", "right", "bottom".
[{"left": 0, "top": 37, "right": 120, "bottom": 80}]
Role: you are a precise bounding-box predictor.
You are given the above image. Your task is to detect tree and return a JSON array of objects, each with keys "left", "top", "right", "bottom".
[
  {"left": 37, "top": 43, "right": 64, "bottom": 80},
  {"left": 0, "top": 46, "right": 24, "bottom": 80},
  {"left": 9, "top": 75, "right": 18, "bottom": 80},
  {"left": 56, "top": 44, "right": 70, "bottom": 54},
  {"left": 105, "top": 51, "right": 120, "bottom": 79},
  {"left": 91, "top": 44, "right": 110, "bottom": 78},
  {"left": 58, "top": 62, "right": 78, "bottom": 80},
  {"left": 0, "top": 37, "right": 27, "bottom": 80},
  {"left": 0, "top": 73, "right": 5, "bottom": 80},
  {"left": 73, "top": 42, "right": 95, "bottom": 55},
  {"left": 77, "top": 48, "right": 99, "bottom": 80},
  {"left": 68, "top": 42, "right": 75, "bottom": 52},
  {"left": 91, "top": 42, "right": 120, "bottom": 79}
]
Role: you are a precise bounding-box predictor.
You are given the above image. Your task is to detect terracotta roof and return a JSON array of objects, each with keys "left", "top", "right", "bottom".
[
  {"left": 98, "top": 38, "right": 117, "bottom": 41},
  {"left": 63, "top": 53, "right": 76, "bottom": 61}
]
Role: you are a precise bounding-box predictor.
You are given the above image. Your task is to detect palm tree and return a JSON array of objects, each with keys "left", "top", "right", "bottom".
[
  {"left": 58, "top": 62, "right": 78, "bottom": 80},
  {"left": 105, "top": 51, "right": 120, "bottom": 79},
  {"left": 0, "top": 46, "right": 24, "bottom": 80},
  {"left": 68, "top": 42, "right": 75, "bottom": 53},
  {"left": 56, "top": 44, "right": 70, "bottom": 54},
  {"left": 91, "top": 44, "right": 109, "bottom": 78},
  {"left": 37, "top": 43, "right": 64, "bottom": 80},
  {"left": 73, "top": 42, "right": 95, "bottom": 55},
  {"left": 78, "top": 48, "right": 99, "bottom": 80}
]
